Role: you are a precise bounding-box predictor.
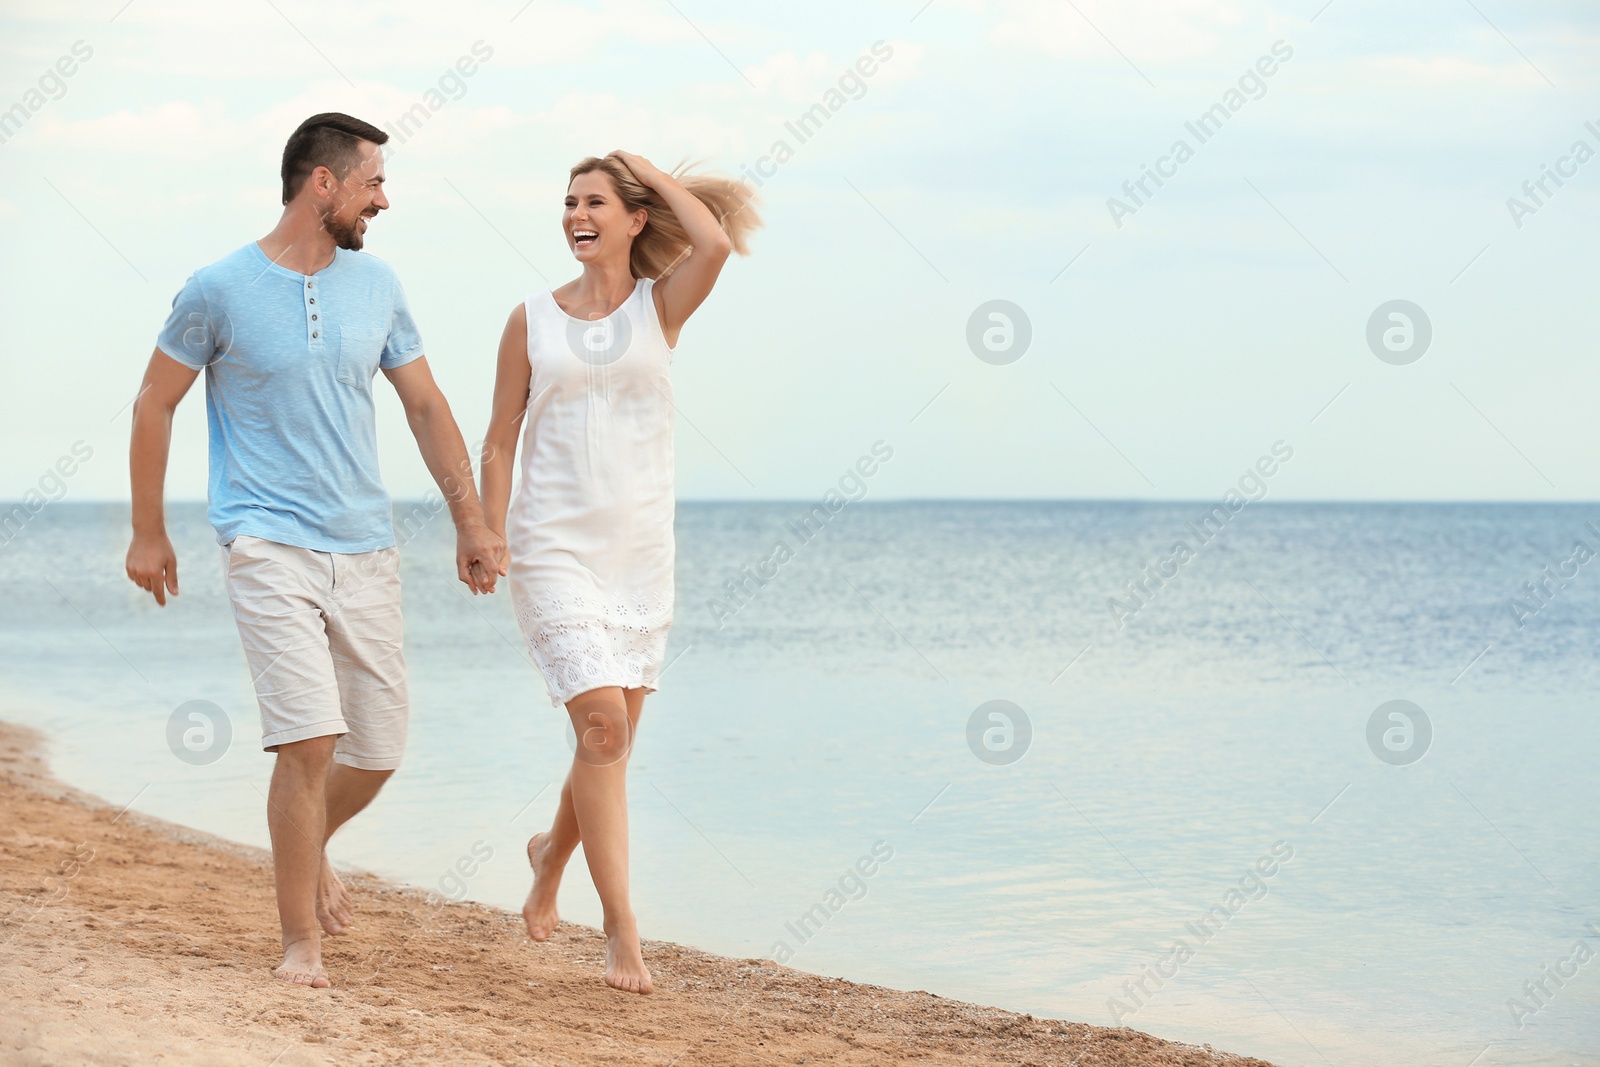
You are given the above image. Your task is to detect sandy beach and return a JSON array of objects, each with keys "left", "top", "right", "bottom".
[{"left": 0, "top": 720, "right": 1278, "bottom": 1067}]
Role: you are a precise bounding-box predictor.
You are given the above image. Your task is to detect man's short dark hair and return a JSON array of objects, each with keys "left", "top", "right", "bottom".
[{"left": 280, "top": 112, "right": 389, "bottom": 205}]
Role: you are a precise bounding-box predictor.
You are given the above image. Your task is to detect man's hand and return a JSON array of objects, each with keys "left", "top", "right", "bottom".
[
  {"left": 127, "top": 350, "right": 198, "bottom": 608},
  {"left": 457, "top": 520, "right": 506, "bottom": 594},
  {"left": 126, "top": 531, "right": 179, "bottom": 606}
]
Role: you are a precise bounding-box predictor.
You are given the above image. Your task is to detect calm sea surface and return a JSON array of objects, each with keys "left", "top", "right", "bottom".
[{"left": 1, "top": 501, "right": 1595, "bottom": 1066}]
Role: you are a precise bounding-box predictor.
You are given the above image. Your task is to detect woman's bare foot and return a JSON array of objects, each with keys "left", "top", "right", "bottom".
[
  {"left": 602, "top": 918, "right": 653, "bottom": 994},
  {"left": 316, "top": 854, "right": 353, "bottom": 936},
  {"left": 521, "top": 832, "right": 563, "bottom": 941},
  {"left": 274, "top": 937, "right": 331, "bottom": 988}
]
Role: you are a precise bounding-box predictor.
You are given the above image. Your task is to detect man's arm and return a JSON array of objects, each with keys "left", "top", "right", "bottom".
[
  {"left": 383, "top": 356, "right": 505, "bottom": 593},
  {"left": 126, "top": 349, "right": 200, "bottom": 606}
]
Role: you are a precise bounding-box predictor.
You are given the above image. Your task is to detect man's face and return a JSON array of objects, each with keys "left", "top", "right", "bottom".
[{"left": 321, "top": 140, "right": 388, "bottom": 251}]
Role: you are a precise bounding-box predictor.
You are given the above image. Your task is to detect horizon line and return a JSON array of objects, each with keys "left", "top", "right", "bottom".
[{"left": 24, "top": 496, "right": 1600, "bottom": 508}]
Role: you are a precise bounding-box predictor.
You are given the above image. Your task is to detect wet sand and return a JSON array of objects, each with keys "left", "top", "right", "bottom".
[{"left": 0, "top": 720, "right": 1278, "bottom": 1066}]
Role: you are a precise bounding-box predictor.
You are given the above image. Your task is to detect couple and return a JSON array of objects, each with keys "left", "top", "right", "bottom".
[{"left": 124, "top": 112, "right": 759, "bottom": 994}]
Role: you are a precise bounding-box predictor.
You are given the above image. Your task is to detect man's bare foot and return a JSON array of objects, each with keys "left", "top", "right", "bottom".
[
  {"left": 521, "top": 832, "right": 563, "bottom": 941},
  {"left": 274, "top": 937, "right": 331, "bottom": 988},
  {"left": 316, "top": 854, "right": 353, "bottom": 936},
  {"left": 603, "top": 918, "right": 653, "bottom": 994}
]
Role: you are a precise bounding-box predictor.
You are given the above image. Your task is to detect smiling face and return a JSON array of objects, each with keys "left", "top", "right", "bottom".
[
  {"left": 319, "top": 140, "right": 388, "bottom": 251},
  {"left": 564, "top": 169, "right": 646, "bottom": 265}
]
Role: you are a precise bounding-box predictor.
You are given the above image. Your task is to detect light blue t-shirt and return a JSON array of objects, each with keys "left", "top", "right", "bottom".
[{"left": 157, "top": 242, "right": 425, "bottom": 552}]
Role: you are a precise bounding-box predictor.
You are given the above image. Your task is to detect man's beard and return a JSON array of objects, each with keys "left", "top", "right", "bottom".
[{"left": 322, "top": 208, "right": 365, "bottom": 251}]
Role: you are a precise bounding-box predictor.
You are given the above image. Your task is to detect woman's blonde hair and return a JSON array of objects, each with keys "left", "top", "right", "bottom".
[{"left": 568, "top": 154, "right": 761, "bottom": 280}]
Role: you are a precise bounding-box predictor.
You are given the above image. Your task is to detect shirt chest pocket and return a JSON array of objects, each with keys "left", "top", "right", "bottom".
[{"left": 337, "top": 326, "right": 387, "bottom": 387}]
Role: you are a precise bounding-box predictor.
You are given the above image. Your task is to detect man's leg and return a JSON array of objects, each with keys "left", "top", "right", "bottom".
[
  {"left": 317, "top": 543, "right": 409, "bottom": 935},
  {"left": 267, "top": 734, "right": 337, "bottom": 987},
  {"left": 315, "top": 764, "right": 393, "bottom": 935},
  {"left": 225, "top": 535, "right": 350, "bottom": 985}
]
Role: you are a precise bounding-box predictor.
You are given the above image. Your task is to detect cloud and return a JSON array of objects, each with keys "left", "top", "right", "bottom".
[
  {"left": 698, "top": 38, "right": 923, "bottom": 103},
  {"left": 380, "top": 103, "right": 527, "bottom": 162},
  {"left": 1364, "top": 54, "right": 1552, "bottom": 88},
  {"left": 31, "top": 99, "right": 235, "bottom": 161},
  {"left": 530, "top": 92, "right": 748, "bottom": 160},
  {"left": 871, "top": 39, "right": 925, "bottom": 86},
  {"left": 988, "top": 0, "right": 1244, "bottom": 63},
  {"left": 739, "top": 51, "right": 839, "bottom": 104},
  {"left": 55, "top": 0, "right": 734, "bottom": 80},
  {"left": 27, "top": 75, "right": 524, "bottom": 159}
]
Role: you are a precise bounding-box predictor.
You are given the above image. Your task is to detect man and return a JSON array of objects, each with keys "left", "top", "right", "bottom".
[{"left": 125, "top": 112, "right": 504, "bottom": 988}]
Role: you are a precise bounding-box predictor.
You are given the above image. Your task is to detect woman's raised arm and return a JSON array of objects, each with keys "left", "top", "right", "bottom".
[{"left": 611, "top": 150, "right": 734, "bottom": 341}]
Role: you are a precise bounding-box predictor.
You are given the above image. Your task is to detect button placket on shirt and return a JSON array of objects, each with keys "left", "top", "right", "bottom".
[{"left": 306, "top": 279, "right": 322, "bottom": 347}]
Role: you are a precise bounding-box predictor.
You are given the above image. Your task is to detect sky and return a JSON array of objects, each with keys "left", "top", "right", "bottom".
[{"left": 1, "top": 0, "right": 1597, "bottom": 503}]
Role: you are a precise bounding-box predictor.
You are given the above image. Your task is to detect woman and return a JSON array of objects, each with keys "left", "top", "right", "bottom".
[{"left": 478, "top": 150, "right": 759, "bottom": 994}]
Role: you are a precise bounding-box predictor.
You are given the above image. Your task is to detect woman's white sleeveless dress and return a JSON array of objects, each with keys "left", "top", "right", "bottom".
[{"left": 507, "top": 277, "right": 675, "bottom": 707}]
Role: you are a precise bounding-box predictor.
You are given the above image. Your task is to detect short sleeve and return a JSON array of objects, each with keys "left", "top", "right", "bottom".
[
  {"left": 155, "top": 273, "right": 224, "bottom": 370},
  {"left": 381, "top": 272, "right": 425, "bottom": 369}
]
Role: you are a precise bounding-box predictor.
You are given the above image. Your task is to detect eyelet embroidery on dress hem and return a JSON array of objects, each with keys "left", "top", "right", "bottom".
[{"left": 511, "top": 586, "right": 673, "bottom": 706}]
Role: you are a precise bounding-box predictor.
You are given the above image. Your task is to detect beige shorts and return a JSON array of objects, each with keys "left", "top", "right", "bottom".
[{"left": 222, "top": 534, "right": 408, "bottom": 770}]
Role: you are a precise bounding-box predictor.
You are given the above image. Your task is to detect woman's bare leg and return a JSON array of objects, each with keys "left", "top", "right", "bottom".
[
  {"left": 521, "top": 771, "right": 579, "bottom": 940},
  {"left": 523, "top": 689, "right": 645, "bottom": 939},
  {"left": 525, "top": 686, "right": 651, "bottom": 993}
]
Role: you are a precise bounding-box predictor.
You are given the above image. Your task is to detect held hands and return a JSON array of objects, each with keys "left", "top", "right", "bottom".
[
  {"left": 126, "top": 531, "right": 179, "bottom": 606},
  {"left": 458, "top": 519, "right": 507, "bottom": 595},
  {"left": 127, "top": 523, "right": 503, "bottom": 602}
]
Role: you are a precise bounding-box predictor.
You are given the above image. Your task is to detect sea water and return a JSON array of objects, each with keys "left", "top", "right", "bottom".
[{"left": 0, "top": 501, "right": 1594, "bottom": 1066}]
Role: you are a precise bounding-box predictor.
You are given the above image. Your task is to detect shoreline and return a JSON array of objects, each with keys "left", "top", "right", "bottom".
[{"left": 0, "top": 720, "right": 1278, "bottom": 1066}]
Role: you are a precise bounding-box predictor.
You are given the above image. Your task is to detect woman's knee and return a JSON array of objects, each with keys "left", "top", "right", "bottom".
[{"left": 567, "top": 688, "right": 631, "bottom": 764}]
